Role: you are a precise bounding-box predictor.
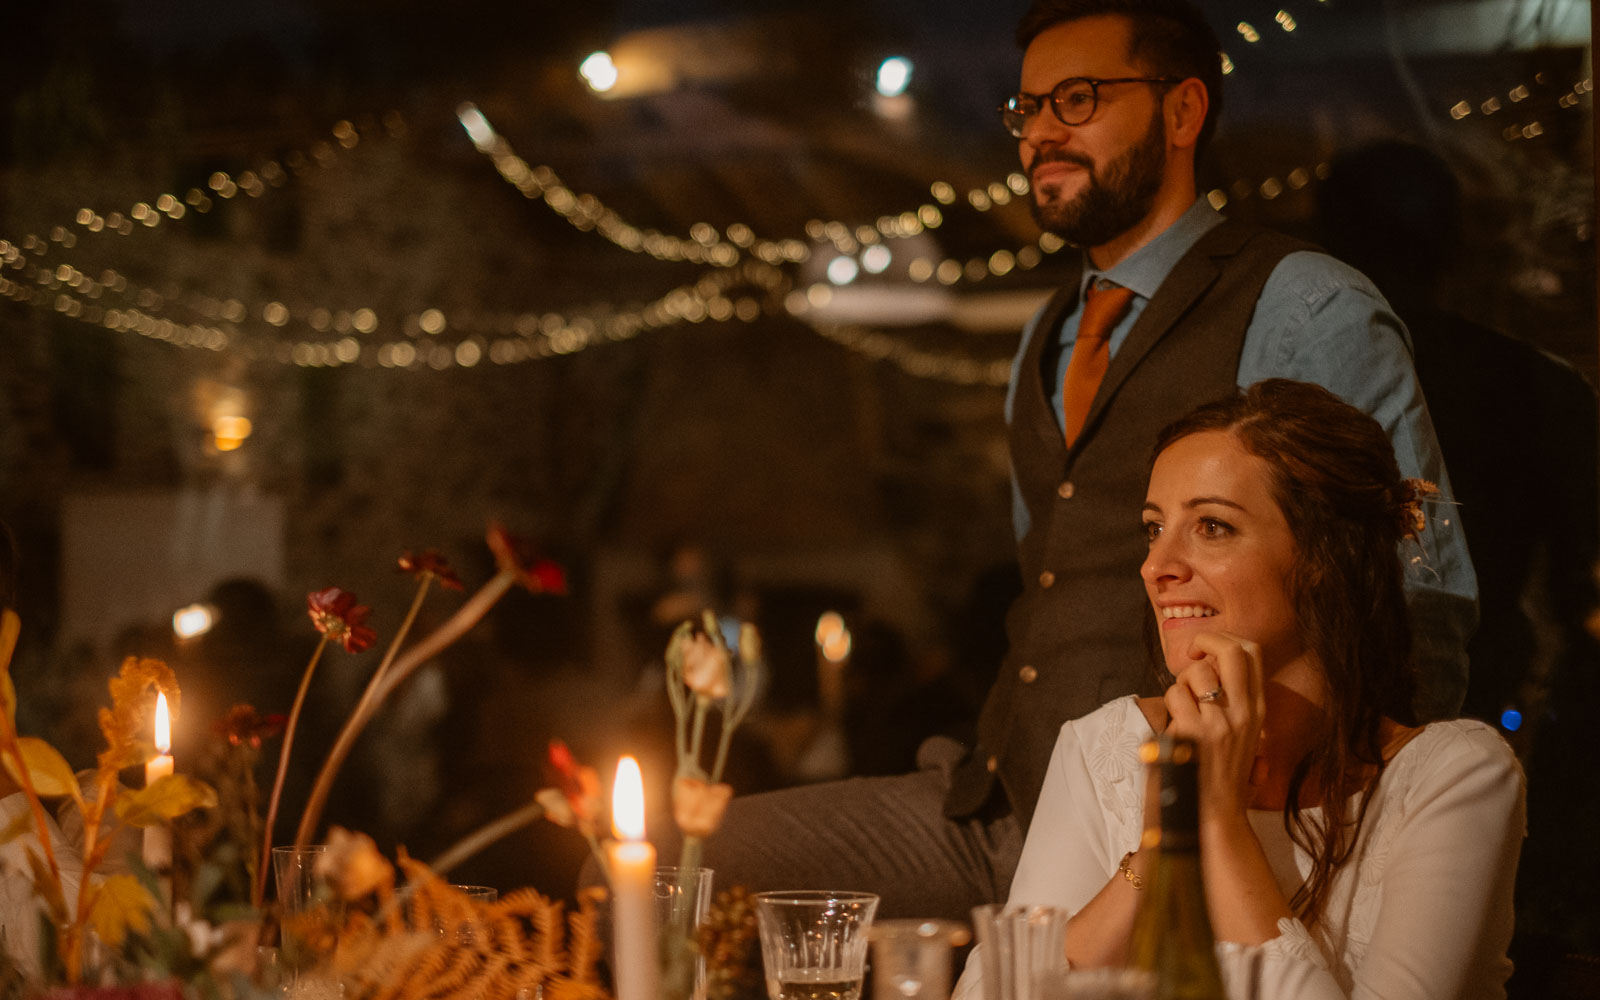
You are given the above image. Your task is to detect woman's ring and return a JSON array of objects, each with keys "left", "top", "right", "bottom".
[{"left": 1197, "top": 687, "right": 1224, "bottom": 704}]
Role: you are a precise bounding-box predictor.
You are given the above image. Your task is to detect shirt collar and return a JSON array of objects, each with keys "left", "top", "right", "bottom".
[{"left": 1079, "top": 198, "right": 1225, "bottom": 300}]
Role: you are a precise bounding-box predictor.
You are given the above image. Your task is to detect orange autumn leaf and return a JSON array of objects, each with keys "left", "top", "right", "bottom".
[
  {"left": 1, "top": 737, "right": 82, "bottom": 804},
  {"left": 86, "top": 874, "right": 156, "bottom": 947},
  {"left": 97, "top": 657, "right": 179, "bottom": 772},
  {"left": 0, "top": 609, "right": 19, "bottom": 727},
  {"left": 114, "top": 773, "right": 217, "bottom": 828}
]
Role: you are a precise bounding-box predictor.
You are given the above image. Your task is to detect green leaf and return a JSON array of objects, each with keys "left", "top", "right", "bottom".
[
  {"left": 87, "top": 874, "right": 156, "bottom": 948},
  {"left": 114, "top": 773, "right": 217, "bottom": 827},
  {"left": 2, "top": 737, "right": 83, "bottom": 804}
]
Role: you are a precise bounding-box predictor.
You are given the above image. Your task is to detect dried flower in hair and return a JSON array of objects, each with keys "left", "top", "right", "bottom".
[
  {"left": 398, "top": 549, "right": 464, "bottom": 590},
  {"left": 1398, "top": 478, "right": 1441, "bottom": 540},
  {"left": 306, "top": 587, "right": 377, "bottom": 653}
]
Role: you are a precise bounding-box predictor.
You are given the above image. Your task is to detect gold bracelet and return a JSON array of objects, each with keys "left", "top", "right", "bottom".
[{"left": 1117, "top": 851, "right": 1144, "bottom": 890}]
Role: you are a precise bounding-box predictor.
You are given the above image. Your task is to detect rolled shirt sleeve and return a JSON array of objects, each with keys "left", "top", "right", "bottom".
[{"left": 1240, "top": 252, "right": 1477, "bottom": 721}]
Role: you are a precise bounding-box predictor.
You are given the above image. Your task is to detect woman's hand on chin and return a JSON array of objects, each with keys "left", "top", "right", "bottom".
[{"left": 1163, "top": 630, "right": 1268, "bottom": 824}]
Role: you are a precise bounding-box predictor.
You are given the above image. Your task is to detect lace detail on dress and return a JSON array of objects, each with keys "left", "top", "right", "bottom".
[
  {"left": 1264, "top": 917, "right": 1331, "bottom": 970},
  {"left": 1083, "top": 699, "right": 1147, "bottom": 853}
]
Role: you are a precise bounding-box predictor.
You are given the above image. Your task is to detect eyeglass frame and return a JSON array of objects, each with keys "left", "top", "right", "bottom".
[{"left": 999, "top": 76, "right": 1183, "bottom": 138}]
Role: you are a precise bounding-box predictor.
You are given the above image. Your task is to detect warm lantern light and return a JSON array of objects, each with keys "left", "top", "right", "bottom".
[
  {"left": 154, "top": 693, "right": 172, "bottom": 755},
  {"left": 172, "top": 603, "right": 214, "bottom": 639},
  {"left": 612, "top": 756, "right": 645, "bottom": 840},
  {"left": 876, "top": 57, "right": 913, "bottom": 98},
  {"left": 815, "top": 611, "right": 845, "bottom": 646},
  {"left": 580, "top": 51, "right": 619, "bottom": 93},
  {"left": 822, "top": 628, "right": 853, "bottom": 664}
]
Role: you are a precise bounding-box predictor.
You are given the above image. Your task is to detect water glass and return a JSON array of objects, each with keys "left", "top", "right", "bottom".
[
  {"left": 755, "top": 890, "right": 880, "bottom": 1000},
  {"left": 272, "top": 844, "right": 329, "bottom": 914},
  {"left": 867, "top": 919, "right": 971, "bottom": 1000},
  {"left": 657, "top": 867, "right": 714, "bottom": 1000},
  {"left": 454, "top": 885, "right": 499, "bottom": 903},
  {"left": 970, "top": 904, "right": 1070, "bottom": 1000}
]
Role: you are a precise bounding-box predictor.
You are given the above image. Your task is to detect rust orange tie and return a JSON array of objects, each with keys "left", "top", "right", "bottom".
[{"left": 1061, "top": 282, "right": 1135, "bottom": 447}]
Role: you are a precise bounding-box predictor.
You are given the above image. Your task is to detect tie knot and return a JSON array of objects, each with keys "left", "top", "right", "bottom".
[{"left": 1079, "top": 282, "right": 1135, "bottom": 343}]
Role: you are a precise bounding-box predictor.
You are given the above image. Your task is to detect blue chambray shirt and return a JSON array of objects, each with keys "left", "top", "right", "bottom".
[{"left": 1005, "top": 198, "right": 1477, "bottom": 720}]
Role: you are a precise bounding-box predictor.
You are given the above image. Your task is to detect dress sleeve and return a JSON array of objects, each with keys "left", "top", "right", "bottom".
[
  {"left": 952, "top": 703, "right": 1145, "bottom": 1000},
  {"left": 1222, "top": 724, "right": 1524, "bottom": 1000},
  {"left": 1005, "top": 710, "right": 1140, "bottom": 914}
]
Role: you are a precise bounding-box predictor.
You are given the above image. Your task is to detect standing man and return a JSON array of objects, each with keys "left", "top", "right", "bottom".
[
  {"left": 944, "top": 0, "right": 1476, "bottom": 833},
  {"left": 662, "top": 0, "right": 1476, "bottom": 921}
]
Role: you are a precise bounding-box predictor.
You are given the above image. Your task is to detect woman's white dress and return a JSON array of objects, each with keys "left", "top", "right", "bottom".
[{"left": 954, "top": 696, "right": 1525, "bottom": 1000}]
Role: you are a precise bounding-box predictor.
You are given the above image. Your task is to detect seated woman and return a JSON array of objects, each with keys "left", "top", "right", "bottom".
[{"left": 956, "top": 379, "right": 1523, "bottom": 1000}]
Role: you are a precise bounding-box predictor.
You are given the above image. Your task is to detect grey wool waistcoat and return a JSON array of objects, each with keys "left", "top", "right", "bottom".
[{"left": 946, "top": 218, "right": 1313, "bottom": 830}]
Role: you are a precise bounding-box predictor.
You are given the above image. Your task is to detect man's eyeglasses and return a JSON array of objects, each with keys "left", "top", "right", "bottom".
[{"left": 999, "top": 76, "right": 1181, "bottom": 138}]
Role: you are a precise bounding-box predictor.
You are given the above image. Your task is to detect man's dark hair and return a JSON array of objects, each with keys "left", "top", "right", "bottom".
[{"left": 1016, "top": 0, "right": 1224, "bottom": 157}]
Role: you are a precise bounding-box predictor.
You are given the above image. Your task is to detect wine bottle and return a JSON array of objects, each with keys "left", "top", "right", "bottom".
[{"left": 1128, "top": 735, "right": 1226, "bottom": 1000}]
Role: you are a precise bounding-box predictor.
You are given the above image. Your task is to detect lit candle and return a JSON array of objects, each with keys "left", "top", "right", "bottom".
[
  {"left": 606, "top": 756, "right": 658, "bottom": 1000},
  {"left": 143, "top": 693, "right": 174, "bottom": 874}
]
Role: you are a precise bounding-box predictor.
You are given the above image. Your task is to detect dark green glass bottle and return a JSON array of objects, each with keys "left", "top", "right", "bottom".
[{"left": 1128, "top": 735, "right": 1226, "bottom": 1000}]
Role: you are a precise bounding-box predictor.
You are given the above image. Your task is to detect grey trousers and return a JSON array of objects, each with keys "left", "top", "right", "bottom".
[{"left": 645, "top": 737, "right": 1024, "bottom": 921}]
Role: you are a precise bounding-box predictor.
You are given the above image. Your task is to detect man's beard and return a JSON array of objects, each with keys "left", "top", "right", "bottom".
[{"left": 1028, "top": 109, "right": 1167, "bottom": 248}]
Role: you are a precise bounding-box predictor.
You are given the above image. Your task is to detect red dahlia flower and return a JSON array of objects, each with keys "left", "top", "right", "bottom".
[
  {"left": 306, "top": 587, "right": 377, "bottom": 653},
  {"left": 397, "top": 549, "right": 464, "bottom": 590}
]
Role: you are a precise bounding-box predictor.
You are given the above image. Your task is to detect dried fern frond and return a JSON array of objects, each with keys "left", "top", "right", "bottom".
[{"left": 300, "top": 854, "right": 612, "bottom": 1000}]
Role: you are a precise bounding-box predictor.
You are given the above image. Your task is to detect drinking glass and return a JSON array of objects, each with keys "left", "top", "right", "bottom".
[
  {"left": 657, "top": 867, "right": 714, "bottom": 1000},
  {"left": 867, "top": 919, "right": 971, "bottom": 1000},
  {"left": 969, "top": 904, "right": 1070, "bottom": 1000},
  {"left": 454, "top": 885, "right": 499, "bottom": 903},
  {"left": 755, "top": 890, "right": 880, "bottom": 1000},
  {"left": 272, "top": 845, "right": 336, "bottom": 998},
  {"left": 272, "top": 845, "right": 329, "bottom": 915}
]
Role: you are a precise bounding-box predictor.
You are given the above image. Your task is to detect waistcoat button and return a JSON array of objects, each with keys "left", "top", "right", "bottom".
[
  {"left": 985, "top": 755, "right": 999, "bottom": 772},
  {"left": 1019, "top": 665, "right": 1038, "bottom": 683},
  {"left": 1057, "top": 480, "right": 1075, "bottom": 499},
  {"left": 1038, "top": 570, "right": 1055, "bottom": 588}
]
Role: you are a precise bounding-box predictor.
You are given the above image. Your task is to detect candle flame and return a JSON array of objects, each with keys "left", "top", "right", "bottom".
[
  {"left": 154, "top": 692, "right": 171, "bottom": 755},
  {"left": 612, "top": 756, "right": 646, "bottom": 841}
]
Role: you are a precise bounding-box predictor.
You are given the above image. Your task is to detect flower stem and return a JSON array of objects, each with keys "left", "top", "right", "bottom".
[
  {"left": 256, "top": 635, "right": 329, "bottom": 910},
  {"left": 687, "top": 699, "right": 708, "bottom": 777},
  {"left": 292, "top": 575, "right": 435, "bottom": 852},
  {"left": 372, "top": 798, "right": 552, "bottom": 927},
  {"left": 425, "top": 799, "right": 547, "bottom": 879},
  {"left": 293, "top": 571, "right": 515, "bottom": 849}
]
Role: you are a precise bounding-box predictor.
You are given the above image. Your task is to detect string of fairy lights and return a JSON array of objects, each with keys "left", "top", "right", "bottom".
[
  {"left": 6, "top": 26, "right": 1586, "bottom": 384},
  {"left": 1447, "top": 74, "right": 1593, "bottom": 142},
  {"left": 457, "top": 102, "right": 1070, "bottom": 286},
  {"left": 2, "top": 104, "right": 1058, "bottom": 383}
]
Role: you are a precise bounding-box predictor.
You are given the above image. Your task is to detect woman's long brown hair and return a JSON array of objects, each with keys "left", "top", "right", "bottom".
[{"left": 1152, "top": 379, "right": 1419, "bottom": 919}]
